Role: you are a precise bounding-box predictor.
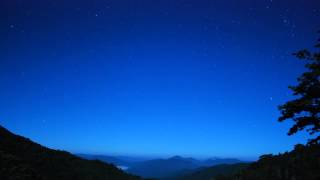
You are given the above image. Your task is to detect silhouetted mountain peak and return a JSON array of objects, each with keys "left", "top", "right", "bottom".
[
  {"left": 169, "top": 155, "right": 184, "bottom": 160},
  {"left": 168, "top": 155, "right": 198, "bottom": 162}
]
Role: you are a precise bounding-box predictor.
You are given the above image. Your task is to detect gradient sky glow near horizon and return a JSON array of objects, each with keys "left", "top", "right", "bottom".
[{"left": 1, "top": 0, "right": 320, "bottom": 160}]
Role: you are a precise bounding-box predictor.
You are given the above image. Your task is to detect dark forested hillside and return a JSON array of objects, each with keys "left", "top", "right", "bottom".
[
  {"left": 0, "top": 125, "right": 140, "bottom": 180},
  {"left": 172, "top": 144, "right": 320, "bottom": 180},
  {"left": 214, "top": 144, "right": 320, "bottom": 180}
]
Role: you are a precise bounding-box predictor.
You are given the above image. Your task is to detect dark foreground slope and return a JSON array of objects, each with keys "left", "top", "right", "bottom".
[
  {"left": 216, "top": 144, "right": 320, "bottom": 180},
  {"left": 0, "top": 125, "right": 140, "bottom": 180}
]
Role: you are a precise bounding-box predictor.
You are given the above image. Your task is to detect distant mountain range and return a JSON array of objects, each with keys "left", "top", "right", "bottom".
[
  {"left": 172, "top": 163, "right": 249, "bottom": 180},
  {"left": 78, "top": 154, "right": 243, "bottom": 179},
  {"left": 127, "top": 156, "right": 243, "bottom": 179},
  {"left": 0, "top": 125, "right": 140, "bottom": 180}
]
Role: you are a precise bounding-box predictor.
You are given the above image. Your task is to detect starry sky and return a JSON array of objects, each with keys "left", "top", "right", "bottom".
[{"left": 1, "top": 0, "right": 320, "bottom": 159}]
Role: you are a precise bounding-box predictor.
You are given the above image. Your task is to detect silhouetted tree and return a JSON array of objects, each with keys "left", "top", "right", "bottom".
[{"left": 278, "top": 31, "right": 320, "bottom": 145}]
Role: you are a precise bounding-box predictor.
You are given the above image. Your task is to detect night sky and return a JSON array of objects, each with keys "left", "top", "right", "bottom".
[{"left": 1, "top": 0, "right": 320, "bottom": 159}]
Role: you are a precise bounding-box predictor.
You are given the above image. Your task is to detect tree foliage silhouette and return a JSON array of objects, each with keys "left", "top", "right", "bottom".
[{"left": 278, "top": 32, "right": 320, "bottom": 145}]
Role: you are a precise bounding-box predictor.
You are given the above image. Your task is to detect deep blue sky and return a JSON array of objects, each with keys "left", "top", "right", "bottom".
[{"left": 1, "top": 0, "right": 320, "bottom": 159}]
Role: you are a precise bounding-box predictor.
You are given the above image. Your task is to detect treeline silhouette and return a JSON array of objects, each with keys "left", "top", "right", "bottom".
[
  {"left": 0, "top": 125, "right": 140, "bottom": 180},
  {"left": 278, "top": 33, "right": 320, "bottom": 145}
]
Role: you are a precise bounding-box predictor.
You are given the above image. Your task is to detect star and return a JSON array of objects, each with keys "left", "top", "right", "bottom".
[{"left": 283, "top": 19, "right": 288, "bottom": 24}]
